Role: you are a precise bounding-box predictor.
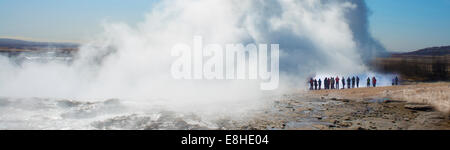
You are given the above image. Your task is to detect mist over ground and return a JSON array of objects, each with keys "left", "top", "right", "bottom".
[{"left": 0, "top": 0, "right": 387, "bottom": 129}]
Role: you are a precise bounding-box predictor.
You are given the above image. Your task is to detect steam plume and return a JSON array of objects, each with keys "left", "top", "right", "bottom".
[{"left": 0, "top": 0, "right": 385, "bottom": 108}]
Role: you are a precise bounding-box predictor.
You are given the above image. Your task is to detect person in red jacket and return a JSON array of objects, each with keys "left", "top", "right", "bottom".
[
  {"left": 335, "top": 77, "right": 340, "bottom": 89},
  {"left": 372, "top": 77, "right": 377, "bottom": 87}
]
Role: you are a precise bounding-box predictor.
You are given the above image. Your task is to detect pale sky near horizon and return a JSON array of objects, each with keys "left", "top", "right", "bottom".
[{"left": 0, "top": 0, "right": 449, "bottom": 52}]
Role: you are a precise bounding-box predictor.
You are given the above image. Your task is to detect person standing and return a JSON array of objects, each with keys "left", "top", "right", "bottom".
[
  {"left": 347, "top": 77, "right": 351, "bottom": 89},
  {"left": 335, "top": 77, "right": 340, "bottom": 89},
  {"left": 395, "top": 76, "right": 399, "bottom": 85},
  {"left": 310, "top": 78, "right": 313, "bottom": 90},
  {"left": 331, "top": 77, "right": 335, "bottom": 89},
  {"left": 327, "top": 78, "right": 330, "bottom": 89},
  {"left": 356, "top": 76, "right": 360, "bottom": 88},
  {"left": 392, "top": 78, "right": 395, "bottom": 86},
  {"left": 318, "top": 79, "right": 322, "bottom": 90},
  {"left": 372, "top": 77, "right": 377, "bottom": 87},
  {"left": 367, "top": 77, "right": 370, "bottom": 87},
  {"left": 330, "top": 77, "right": 333, "bottom": 89},
  {"left": 328, "top": 78, "right": 331, "bottom": 89},
  {"left": 342, "top": 77, "right": 345, "bottom": 89},
  {"left": 351, "top": 76, "right": 355, "bottom": 88},
  {"left": 324, "top": 78, "right": 328, "bottom": 89},
  {"left": 314, "top": 79, "right": 318, "bottom": 90},
  {"left": 326, "top": 77, "right": 329, "bottom": 89}
]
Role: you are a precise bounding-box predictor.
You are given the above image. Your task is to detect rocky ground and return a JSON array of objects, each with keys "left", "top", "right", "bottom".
[
  {"left": 230, "top": 82, "right": 450, "bottom": 130},
  {"left": 1, "top": 83, "right": 448, "bottom": 130}
]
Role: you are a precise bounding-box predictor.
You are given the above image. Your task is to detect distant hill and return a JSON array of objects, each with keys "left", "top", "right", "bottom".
[
  {"left": 373, "top": 45, "right": 449, "bottom": 82},
  {"left": 0, "top": 38, "right": 79, "bottom": 49},
  {"left": 393, "top": 46, "right": 450, "bottom": 56}
]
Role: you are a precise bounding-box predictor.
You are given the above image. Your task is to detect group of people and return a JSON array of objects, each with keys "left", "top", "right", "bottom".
[
  {"left": 309, "top": 76, "right": 378, "bottom": 90},
  {"left": 392, "top": 76, "right": 399, "bottom": 86}
]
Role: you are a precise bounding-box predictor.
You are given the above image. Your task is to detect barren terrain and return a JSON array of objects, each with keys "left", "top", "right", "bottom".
[{"left": 232, "top": 82, "right": 450, "bottom": 130}]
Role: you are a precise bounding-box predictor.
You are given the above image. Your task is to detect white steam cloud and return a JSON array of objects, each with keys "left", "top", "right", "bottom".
[{"left": 0, "top": 0, "right": 384, "bottom": 110}]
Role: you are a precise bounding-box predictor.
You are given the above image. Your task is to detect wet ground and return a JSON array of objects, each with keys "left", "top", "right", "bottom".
[
  {"left": 0, "top": 98, "right": 221, "bottom": 130},
  {"left": 1, "top": 83, "right": 449, "bottom": 130}
]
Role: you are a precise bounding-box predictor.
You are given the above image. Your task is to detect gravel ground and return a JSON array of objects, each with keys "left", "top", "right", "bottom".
[{"left": 230, "top": 82, "right": 450, "bottom": 130}]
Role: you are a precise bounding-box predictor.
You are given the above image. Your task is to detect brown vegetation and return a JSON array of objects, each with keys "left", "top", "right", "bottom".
[{"left": 372, "top": 55, "right": 449, "bottom": 81}]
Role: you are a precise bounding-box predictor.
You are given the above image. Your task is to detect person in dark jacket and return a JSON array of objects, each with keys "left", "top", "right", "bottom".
[
  {"left": 324, "top": 78, "right": 328, "bottom": 89},
  {"left": 326, "top": 78, "right": 329, "bottom": 89},
  {"left": 351, "top": 76, "right": 355, "bottom": 88},
  {"left": 331, "top": 77, "right": 335, "bottom": 89},
  {"left": 395, "top": 76, "right": 399, "bottom": 85},
  {"left": 314, "top": 79, "right": 318, "bottom": 90},
  {"left": 310, "top": 78, "right": 313, "bottom": 90},
  {"left": 327, "top": 78, "right": 330, "bottom": 89},
  {"left": 341, "top": 77, "right": 345, "bottom": 89},
  {"left": 330, "top": 77, "right": 333, "bottom": 89},
  {"left": 367, "top": 77, "right": 370, "bottom": 87},
  {"left": 356, "top": 76, "right": 360, "bottom": 88},
  {"left": 318, "top": 79, "right": 322, "bottom": 90}
]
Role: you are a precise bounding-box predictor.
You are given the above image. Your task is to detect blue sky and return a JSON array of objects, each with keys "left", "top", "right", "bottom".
[
  {"left": 0, "top": 0, "right": 157, "bottom": 42},
  {"left": 0, "top": 0, "right": 449, "bottom": 52},
  {"left": 366, "top": 0, "right": 450, "bottom": 51}
]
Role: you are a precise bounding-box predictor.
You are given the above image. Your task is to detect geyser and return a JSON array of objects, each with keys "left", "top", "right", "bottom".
[
  {"left": 171, "top": 36, "right": 280, "bottom": 90},
  {"left": 0, "top": 0, "right": 385, "bottom": 129}
]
